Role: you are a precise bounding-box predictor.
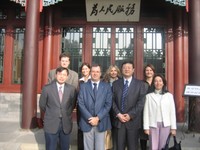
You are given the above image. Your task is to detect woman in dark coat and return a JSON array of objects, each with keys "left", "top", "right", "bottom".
[{"left": 140, "top": 64, "right": 155, "bottom": 150}]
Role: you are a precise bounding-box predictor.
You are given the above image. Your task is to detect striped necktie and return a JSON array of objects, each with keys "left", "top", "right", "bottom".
[{"left": 121, "top": 80, "right": 129, "bottom": 112}]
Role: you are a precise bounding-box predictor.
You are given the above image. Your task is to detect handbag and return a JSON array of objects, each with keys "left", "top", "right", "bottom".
[{"left": 162, "top": 133, "right": 182, "bottom": 150}]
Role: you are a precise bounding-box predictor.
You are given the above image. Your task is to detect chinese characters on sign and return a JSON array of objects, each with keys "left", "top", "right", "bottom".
[
  {"left": 90, "top": 3, "right": 136, "bottom": 16},
  {"left": 86, "top": 0, "right": 141, "bottom": 22}
]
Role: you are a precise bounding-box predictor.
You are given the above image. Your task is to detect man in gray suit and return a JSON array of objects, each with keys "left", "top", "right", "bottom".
[
  {"left": 40, "top": 67, "right": 77, "bottom": 150},
  {"left": 78, "top": 64, "right": 112, "bottom": 150},
  {"left": 48, "top": 52, "right": 78, "bottom": 89},
  {"left": 112, "top": 61, "right": 146, "bottom": 150}
]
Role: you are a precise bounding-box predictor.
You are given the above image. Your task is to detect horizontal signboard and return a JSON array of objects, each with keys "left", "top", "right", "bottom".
[{"left": 86, "top": 0, "right": 141, "bottom": 22}]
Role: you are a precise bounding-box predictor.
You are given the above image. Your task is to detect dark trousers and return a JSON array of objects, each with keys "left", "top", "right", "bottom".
[
  {"left": 44, "top": 121, "right": 70, "bottom": 150},
  {"left": 112, "top": 128, "right": 117, "bottom": 150},
  {"left": 114, "top": 124, "right": 139, "bottom": 150},
  {"left": 139, "top": 128, "right": 148, "bottom": 150},
  {"left": 140, "top": 139, "right": 147, "bottom": 150},
  {"left": 78, "top": 128, "right": 84, "bottom": 150}
]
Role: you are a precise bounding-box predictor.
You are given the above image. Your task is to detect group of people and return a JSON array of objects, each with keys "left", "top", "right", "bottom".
[{"left": 39, "top": 52, "right": 177, "bottom": 150}]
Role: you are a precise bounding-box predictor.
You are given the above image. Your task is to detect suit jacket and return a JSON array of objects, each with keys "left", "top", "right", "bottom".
[
  {"left": 112, "top": 77, "right": 146, "bottom": 129},
  {"left": 48, "top": 68, "right": 79, "bottom": 89},
  {"left": 78, "top": 80, "right": 112, "bottom": 132},
  {"left": 39, "top": 81, "right": 77, "bottom": 134},
  {"left": 143, "top": 92, "right": 177, "bottom": 130}
]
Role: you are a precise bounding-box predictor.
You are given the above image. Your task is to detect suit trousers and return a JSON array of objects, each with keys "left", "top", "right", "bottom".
[
  {"left": 44, "top": 119, "right": 70, "bottom": 150},
  {"left": 78, "top": 128, "right": 84, "bottom": 150},
  {"left": 114, "top": 124, "right": 139, "bottom": 150},
  {"left": 149, "top": 122, "right": 170, "bottom": 150},
  {"left": 83, "top": 127, "right": 105, "bottom": 150}
]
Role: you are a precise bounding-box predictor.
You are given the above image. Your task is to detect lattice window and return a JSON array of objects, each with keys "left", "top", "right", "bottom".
[
  {"left": 115, "top": 27, "right": 134, "bottom": 67},
  {"left": 15, "top": 8, "right": 26, "bottom": 19},
  {"left": 12, "top": 28, "right": 25, "bottom": 84},
  {"left": 10, "top": 0, "right": 63, "bottom": 7},
  {"left": 143, "top": 27, "right": 165, "bottom": 75},
  {"left": 92, "top": 27, "right": 111, "bottom": 73},
  {"left": 61, "top": 27, "right": 83, "bottom": 75},
  {"left": 0, "top": 9, "right": 7, "bottom": 19},
  {"left": 0, "top": 28, "right": 5, "bottom": 83}
]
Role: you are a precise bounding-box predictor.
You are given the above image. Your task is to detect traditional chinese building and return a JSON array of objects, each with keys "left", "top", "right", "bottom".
[{"left": 0, "top": 0, "right": 200, "bottom": 132}]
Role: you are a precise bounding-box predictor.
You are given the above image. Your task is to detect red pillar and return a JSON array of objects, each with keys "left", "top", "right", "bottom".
[
  {"left": 188, "top": 0, "right": 200, "bottom": 132},
  {"left": 42, "top": 7, "right": 53, "bottom": 86},
  {"left": 135, "top": 26, "right": 144, "bottom": 80},
  {"left": 38, "top": 7, "right": 53, "bottom": 125},
  {"left": 166, "top": 10, "right": 174, "bottom": 94},
  {"left": 173, "top": 9, "right": 185, "bottom": 122},
  {"left": 22, "top": 0, "right": 40, "bottom": 129}
]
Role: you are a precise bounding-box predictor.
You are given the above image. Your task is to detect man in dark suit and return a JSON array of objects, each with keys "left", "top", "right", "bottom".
[
  {"left": 112, "top": 61, "right": 146, "bottom": 150},
  {"left": 39, "top": 67, "right": 77, "bottom": 150},
  {"left": 78, "top": 64, "right": 112, "bottom": 150},
  {"left": 48, "top": 52, "right": 78, "bottom": 89}
]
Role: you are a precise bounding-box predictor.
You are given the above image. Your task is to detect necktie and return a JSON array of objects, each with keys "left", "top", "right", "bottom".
[
  {"left": 121, "top": 80, "right": 129, "bottom": 112},
  {"left": 58, "top": 86, "right": 63, "bottom": 103},
  {"left": 93, "top": 83, "right": 97, "bottom": 99}
]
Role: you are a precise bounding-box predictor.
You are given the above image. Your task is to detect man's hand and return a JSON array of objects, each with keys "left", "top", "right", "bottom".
[
  {"left": 117, "top": 113, "right": 131, "bottom": 122},
  {"left": 123, "top": 113, "right": 131, "bottom": 122},
  {"left": 88, "top": 116, "right": 100, "bottom": 126}
]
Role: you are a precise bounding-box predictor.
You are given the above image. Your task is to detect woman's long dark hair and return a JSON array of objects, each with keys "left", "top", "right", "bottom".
[{"left": 152, "top": 74, "right": 169, "bottom": 94}]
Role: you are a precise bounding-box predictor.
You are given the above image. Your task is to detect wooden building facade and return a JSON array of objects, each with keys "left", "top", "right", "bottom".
[{"left": 0, "top": 0, "right": 200, "bottom": 131}]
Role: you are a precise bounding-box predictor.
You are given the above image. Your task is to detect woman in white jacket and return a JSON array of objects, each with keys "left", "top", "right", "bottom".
[{"left": 143, "top": 74, "right": 176, "bottom": 150}]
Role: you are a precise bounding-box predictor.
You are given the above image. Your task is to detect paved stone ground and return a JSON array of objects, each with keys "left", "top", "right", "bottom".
[
  {"left": 0, "top": 122, "right": 200, "bottom": 150},
  {"left": 0, "top": 122, "right": 77, "bottom": 150}
]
